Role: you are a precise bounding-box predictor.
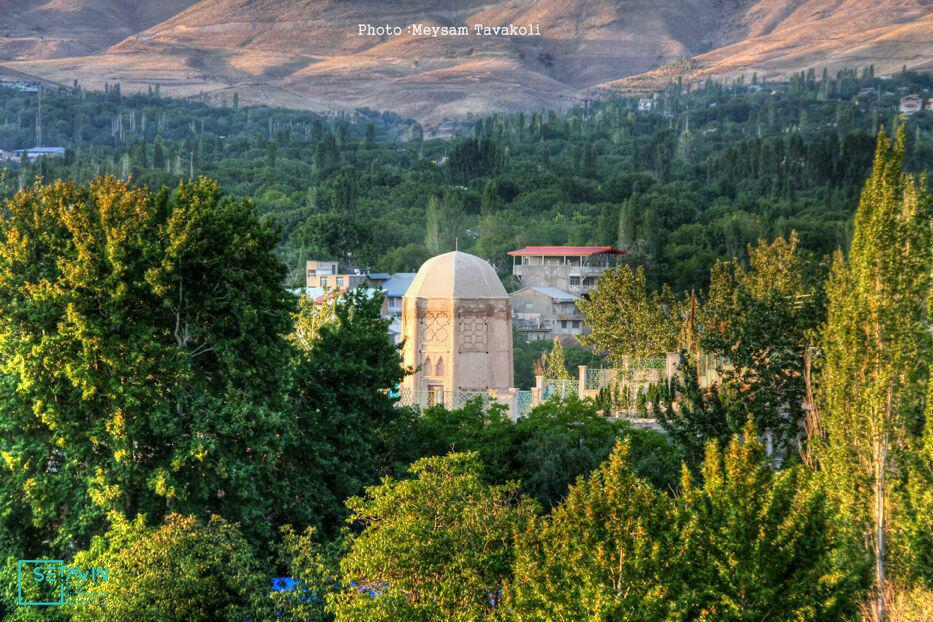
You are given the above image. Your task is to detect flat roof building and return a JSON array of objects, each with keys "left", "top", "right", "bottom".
[
  {"left": 507, "top": 246, "right": 623, "bottom": 296},
  {"left": 305, "top": 259, "right": 367, "bottom": 292},
  {"left": 510, "top": 286, "right": 585, "bottom": 341}
]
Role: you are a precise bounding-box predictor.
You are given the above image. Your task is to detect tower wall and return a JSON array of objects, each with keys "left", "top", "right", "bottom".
[{"left": 400, "top": 296, "right": 513, "bottom": 394}]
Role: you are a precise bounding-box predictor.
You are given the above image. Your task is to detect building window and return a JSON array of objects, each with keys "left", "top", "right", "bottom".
[
  {"left": 561, "top": 320, "right": 568, "bottom": 329},
  {"left": 321, "top": 277, "right": 328, "bottom": 286},
  {"left": 307, "top": 269, "right": 316, "bottom": 277},
  {"left": 569, "top": 276, "right": 580, "bottom": 286},
  {"left": 427, "top": 384, "right": 444, "bottom": 407},
  {"left": 525, "top": 302, "right": 533, "bottom": 310},
  {"left": 336, "top": 277, "right": 345, "bottom": 287}
]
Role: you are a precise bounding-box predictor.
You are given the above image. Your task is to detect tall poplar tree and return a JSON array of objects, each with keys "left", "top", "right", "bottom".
[{"left": 818, "top": 127, "right": 931, "bottom": 619}]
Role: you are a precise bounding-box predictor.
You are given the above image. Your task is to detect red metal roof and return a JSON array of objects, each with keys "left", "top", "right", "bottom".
[{"left": 507, "top": 245, "right": 625, "bottom": 256}]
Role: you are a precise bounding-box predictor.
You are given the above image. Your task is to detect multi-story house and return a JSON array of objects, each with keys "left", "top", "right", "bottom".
[
  {"left": 305, "top": 260, "right": 367, "bottom": 292},
  {"left": 507, "top": 245, "right": 623, "bottom": 296},
  {"left": 507, "top": 246, "right": 623, "bottom": 341},
  {"left": 510, "top": 287, "right": 585, "bottom": 341}
]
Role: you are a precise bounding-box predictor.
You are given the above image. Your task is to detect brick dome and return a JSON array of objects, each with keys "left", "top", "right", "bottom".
[{"left": 404, "top": 251, "right": 507, "bottom": 300}]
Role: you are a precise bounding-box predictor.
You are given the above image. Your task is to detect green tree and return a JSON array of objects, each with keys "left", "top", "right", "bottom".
[
  {"left": 313, "top": 133, "right": 341, "bottom": 174},
  {"left": 537, "top": 337, "right": 571, "bottom": 380},
  {"left": 378, "top": 242, "right": 430, "bottom": 273},
  {"left": 424, "top": 191, "right": 468, "bottom": 253},
  {"left": 272, "top": 525, "right": 343, "bottom": 622},
  {"left": 295, "top": 211, "right": 368, "bottom": 266},
  {"left": 817, "top": 127, "right": 931, "bottom": 618},
  {"left": 655, "top": 352, "right": 735, "bottom": 469},
  {"left": 0, "top": 177, "right": 294, "bottom": 554},
  {"left": 579, "top": 265, "right": 683, "bottom": 362},
  {"left": 513, "top": 397, "right": 632, "bottom": 507},
  {"left": 393, "top": 395, "right": 682, "bottom": 505},
  {"left": 70, "top": 513, "right": 268, "bottom": 622},
  {"left": 281, "top": 288, "right": 407, "bottom": 534},
  {"left": 387, "top": 399, "right": 517, "bottom": 484},
  {"left": 152, "top": 136, "right": 166, "bottom": 169},
  {"left": 670, "top": 423, "right": 860, "bottom": 620},
  {"left": 698, "top": 233, "right": 821, "bottom": 453},
  {"left": 330, "top": 453, "right": 536, "bottom": 621},
  {"left": 424, "top": 195, "right": 441, "bottom": 253},
  {"left": 508, "top": 441, "right": 671, "bottom": 620}
]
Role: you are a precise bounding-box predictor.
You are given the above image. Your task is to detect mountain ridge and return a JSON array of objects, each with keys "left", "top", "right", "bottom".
[{"left": 1, "top": 0, "right": 929, "bottom": 127}]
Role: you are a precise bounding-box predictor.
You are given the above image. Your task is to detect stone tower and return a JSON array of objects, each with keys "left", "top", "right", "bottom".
[{"left": 399, "top": 251, "right": 514, "bottom": 405}]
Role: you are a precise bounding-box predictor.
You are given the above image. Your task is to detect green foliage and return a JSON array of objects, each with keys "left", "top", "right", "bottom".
[
  {"left": 391, "top": 395, "right": 682, "bottom": 507},
  {"left": 424, "top": 190, "right": 468, "bottom": 253},
  {"left": 512, "top": 397, "right": 666, "bottom": 507},
  {"left": 655, "top": 352, "right": 736, "bottom": 468},
  {"left": 511, "top": 333, "right": 602, "bottom": 390},
  {"left": 670, "top": 423, "right": 861, "bottom": 620},
  {"left": 508, "top": 441, "right": 671, "bottom": 620},
  {"left": 445, "top": 137, "right": 504, "bottom": 185},
  {"left": 0, "top": 70, "right": 928, "bottom": 619},
  {"left": 509, "top": 424, "right": 861, "bottom": 621},
  {"left": 281, "top": 288, "right": 407, "bottom": 535},
  {"left": 0, "top": 177, "right": 294, "bottom": 554},
  {"left": 388, "top": 399, "right": 517, "bottom": 484},
  {"left": 69, "top": 513, "right": 268, "bottom": 622},
  {"left": 4, "top": 69, "right": 927, "bottom": 289},
  {"left": 329, "top": 453, "right": 537, "bottom": 621},
  {"left": 818, "top": 126, "right": 932, "bottom": 603},
  {"left": 698, "top": 233, "right": 823, "bottom": 452},
  {"left": 579, "top": 265, "right": 684, "bottom": 361},
  {"left": 537, "top": 338, "right": 571, "bottom": 380},
  {"left": 273, "top": 525, "right": 343, "bottom": 622}
]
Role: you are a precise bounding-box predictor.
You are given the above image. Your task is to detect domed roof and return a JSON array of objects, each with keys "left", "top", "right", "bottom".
[{"left": 404, "top": 251, "right": 508, "bottom": 300}]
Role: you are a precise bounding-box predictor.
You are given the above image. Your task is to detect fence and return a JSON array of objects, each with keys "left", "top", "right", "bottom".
[
  {"left": 516, "top": 391, "right": 533, "bottom": 417},
  {"left": 541, "top": 379, "right": 578, "bottom": 400},
  {"left": 396, "top": 388, "right": 487, "bottom": 409},
  {"left": 542, "top": 352, "right": 729, "bottom": 415}
]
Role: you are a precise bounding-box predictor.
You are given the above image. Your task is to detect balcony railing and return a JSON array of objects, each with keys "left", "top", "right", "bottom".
[{"left": 513, "top": 318, "right": 544, "bottom": 331}]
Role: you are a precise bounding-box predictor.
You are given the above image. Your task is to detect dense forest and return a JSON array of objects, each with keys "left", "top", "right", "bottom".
[
  {"left": 0, "top": 67, "right": 930, "bottom": 620},
  {"left": 2, "top": 68, "right": 931, "bottom": 290}
]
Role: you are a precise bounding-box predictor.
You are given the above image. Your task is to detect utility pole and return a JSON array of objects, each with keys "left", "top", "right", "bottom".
[{"left": 36, "top": 86, "right": 43, "bottom": 146}]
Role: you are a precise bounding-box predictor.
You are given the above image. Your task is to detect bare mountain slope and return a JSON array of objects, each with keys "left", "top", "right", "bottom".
[
  {"left": 1, "top": 0, "right": 929, "bottom": 126},
  {"left": 0, "top": 0, "right": 199, "bottom": 59},
  {"left": 604, "top": 0, "right": 933, "bottom": 92}
]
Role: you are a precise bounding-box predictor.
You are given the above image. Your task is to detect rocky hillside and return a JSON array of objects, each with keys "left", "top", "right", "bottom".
[{"left": 1, "top": 0, "right": 929, "bottom": 127}]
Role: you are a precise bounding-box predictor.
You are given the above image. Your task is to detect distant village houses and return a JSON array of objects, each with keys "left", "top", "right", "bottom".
[
  {"left": 305, "top": 259, "right": 367, "bottom": 292},
  {"left": 294, "top": 260, "right": 417, "bottom": 342},
  {"left": 0, "top": 146, "right": 66, "bottom": 164},
  {"left": 507, "top": 245, "right": 623, "bottom": 342},
  {"left": 0, "top": 80, "right": 40, "bottom": 93},
  {"left": 899, "top": 93, "right": 923, "bottom": 114},
  {"left": 510, "top": 287, "right": 584, "bottom": 340}
]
